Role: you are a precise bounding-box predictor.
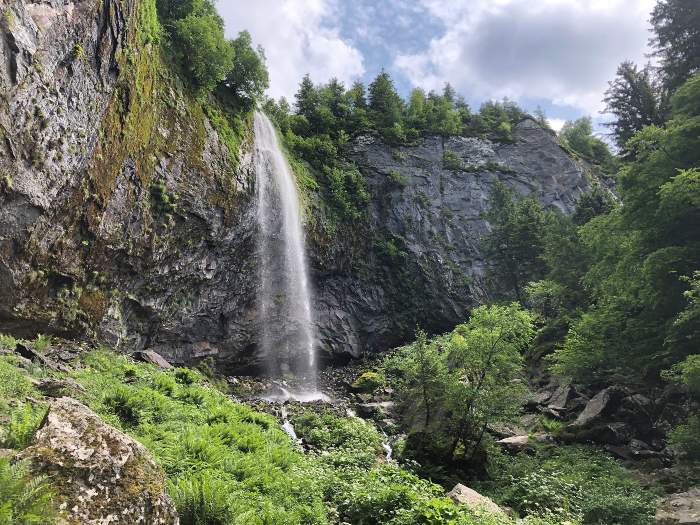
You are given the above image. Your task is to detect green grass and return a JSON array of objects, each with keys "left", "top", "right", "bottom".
[
  {"left": 0, "top": 347, "right": 652, "bottom": 525},
  {"left": 71, "top": 350, "right": 328, "bottom": 525}
]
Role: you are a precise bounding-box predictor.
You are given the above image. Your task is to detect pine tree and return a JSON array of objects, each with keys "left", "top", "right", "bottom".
[
  {"left": 368, "top": 71, "right": 404, "bottom": 131},
  {"left": 650, "top": 0, "right": 700, "bottom": 95},
  {"left": 603, "top": 61, "right": 662, "bottom": 150}
]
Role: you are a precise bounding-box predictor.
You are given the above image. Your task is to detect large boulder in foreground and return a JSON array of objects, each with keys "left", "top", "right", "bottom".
[
  {"left": 447, "top": 483, "right": 505, "bottom": 515},
  {"left": 21, "top": 397, "right": 178, "bottom": 525},
  {"left": 656, "top": 488, "right": 700, "bottom": 525}
]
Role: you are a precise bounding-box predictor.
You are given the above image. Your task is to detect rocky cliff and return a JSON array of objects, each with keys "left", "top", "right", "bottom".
[{"left": 0, "top": 0, "right": 593, "bottom": 372}]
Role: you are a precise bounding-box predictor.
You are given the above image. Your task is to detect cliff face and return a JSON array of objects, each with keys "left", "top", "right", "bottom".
[
  {"left": 312, "top": 122, "right": 591, "bottom": 360},
  {"left": 0, "top": 1, "right": 592, "bottom": 371},
  {"left": 0, "top": 0, "right": 258, "bottom": 366}
]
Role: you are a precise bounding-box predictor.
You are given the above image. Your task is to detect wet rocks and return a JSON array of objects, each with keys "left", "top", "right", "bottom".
[{"left": 20, "top": 397, "right": 179, "bottom": 524}]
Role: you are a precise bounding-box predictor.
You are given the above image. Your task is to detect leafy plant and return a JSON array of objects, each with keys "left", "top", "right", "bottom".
[
  {"left": 351, "top": 371, "right": 385, "bottom": 393},
  {"left": 387, "top": 169, "right": 407, "bottom": 187},
  {"left": 1, "top": 403, "right": 48, "bottom": 450},
  {"left": 668, "top": 415, "right": 700, "bottom": 461},
  {"left": 0, "top": 457, "right": 57, "bottom": 524},
  {"left": 442, "top": 150, "right": 463, "bottom": 171},
  {"left": 0, "top": 333, "right": 16, "bottom": 350},
  {"left": 33, "top": 334, "right": 52, "bottom": 353},
  {"left": 72, "top": 42, "right": 85, "bottom": 61}
]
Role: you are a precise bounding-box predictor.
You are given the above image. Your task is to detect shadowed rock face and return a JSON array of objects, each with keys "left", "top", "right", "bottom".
[
  {"left": 0, "top": 2, "right": 592, "bottom": 372},
  {"left": 312, "top": 122, "right": 591, "bottom": 360}
]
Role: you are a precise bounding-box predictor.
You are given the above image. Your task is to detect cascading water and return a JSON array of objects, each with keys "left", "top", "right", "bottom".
[{"left": 254, "top": 111, "right": 320, "bottom": 399}]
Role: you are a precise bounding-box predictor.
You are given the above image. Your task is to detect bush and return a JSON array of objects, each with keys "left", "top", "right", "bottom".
[
  {"left": 168, "top": 470, "right": 236, "bottom": 525},
  {"left": 0, "top": 457, "right": 57, "bottom": 524},
  {"left": 1, "top": 403, "right": 48, "bottom": 449},
  {"left": 351, "top": 371, "right": 385, "bottom": 393},
  {"left": 443, "top": 150, "right": 462, "bottom": 170},
  {"left": 662, "top": 354, "right": 700, "bottom": 397},
  {"left": 387, "top": 169, "right": 408, "bottom": 187},
  {"left": 171, "top": 12, "right": 234, "bottom": 96},
  {"left": 668, "top": 415, "right": 700, "bottom": 460},
  {"left": 485, "top": 446, "right": 655, "bottom": 524},
  {"left": 500, "top": 468, "right": 583, "bottom": 521},
  {"left": 33, "top": 334, "right": 51, "bottom": 353},
  {"left": 0, "top": 333, "right": 17, "bottom": 350}
]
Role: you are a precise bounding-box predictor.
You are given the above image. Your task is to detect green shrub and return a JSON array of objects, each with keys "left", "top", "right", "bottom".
[
  {"left": 351, "top": 371, "right": 385, "bottom": 393},
  {"left": 668, "top": 415, "right": 700, "bottom": 460},
  {"left": 168, "top": 470, "right": 236, "bottom": 525},
  {"left": 387, "top": 169, "right": 408, "bottom": 187},
  {"left": 0, "top": 333, "right": 17, "bottom": 349},
  {"left": 662, "top": 354, "right": 700, "bottom": 397},
  {"left": 0, "top": 457, "right": 57, "bottom": 524},
  {"left": 103, "top": 385, "right": 144, "bottom": 426},
  {"left": 150, "top": 182, "right": 179, "bottom": 221},
  {"left": 443, "top": 150, "right": 462, "bottom": 170},
  {"left": 485, "top": 446, "right": 655, "bottom": 524},
  {"left": 1, "top": 403, "right": 48, "bottom": 449},
  {"left": 174, "top": 367, "right": 200, "bottom": 385},
  {"left": 500, "top": 468, "right": 583, "bottom": 521},
  {"left": 538, "top": 416, "right": 565, "bottom": 433},
  {"left": 33, "top": 334, "right": 51, "bottom": 353},
  {"left": 72, "top": 42, "right": 84, "bottom": 61},
  {"left": 171, "top": 12, "right": 234, "bottom": 96}
]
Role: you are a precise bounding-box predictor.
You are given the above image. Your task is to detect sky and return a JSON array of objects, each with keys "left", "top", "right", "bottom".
[{"left": 217, "top": 0, "right": 656, "bottom": 132}]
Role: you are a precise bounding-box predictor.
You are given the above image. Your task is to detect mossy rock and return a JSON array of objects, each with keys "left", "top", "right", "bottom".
[
  {"left": 20, "top": 397, "right": 178, "bottom": 524},
  {"left": 351, "top": 371, "right": 385, "bottom": 393}
]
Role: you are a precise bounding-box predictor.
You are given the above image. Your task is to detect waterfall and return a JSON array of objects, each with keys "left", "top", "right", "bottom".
[{"left": 253, "top": 111, "right": 319, "bottom": 395}]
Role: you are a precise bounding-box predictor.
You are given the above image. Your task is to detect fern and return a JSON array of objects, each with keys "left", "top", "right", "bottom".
[
  {"left": 2, "top": 403, "right": 47, "bottom": 449},
  {"left": 0, "top": 333, "right": 17, "bottom": 349},
  {"left": 33, "top": 334, "right": 52, "bottom": 353},
  {"left": 0, "top": 457, "right": 57, "bottom": 524}
]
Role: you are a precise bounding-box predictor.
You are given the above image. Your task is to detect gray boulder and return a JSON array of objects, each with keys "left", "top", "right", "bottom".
[
  {"left": 133, "top": 350, "right": 173, "bottom": 369},
  {"left": 447, "top": 483, "right": 505, "bottom": 515},
  {"left": 547, "top": 383, "right": 573, "bottom": 410},
  {"left": 568, "top": 386, "right": 626, "bottom": 429},
  {"left": 21, "top": 397, "right": 179, "bottom": 524},
  {"left": 496, "top": 435, "right": 530, "bottom": 451},
  {"left": 656, "top": 488, "right": 700, "bottom": 524}
]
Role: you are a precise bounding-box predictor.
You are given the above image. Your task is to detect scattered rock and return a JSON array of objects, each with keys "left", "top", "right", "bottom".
[
  {"left": 21, "top": 397, "right": 179, "bottom": 525},
  {"left": 448, "top": 484, "right": 506, "bottom": 515},
  {"left": 356, "top": 401, "right": 397, "bottom": 419},
  {"left": 568, "top": 386, "right": 626, "bottom": 429},
  {"left": 547, "top": 383, "right": 572, "bottom": 410},
  {"left": 36, "top": 377, "right": 85, "bottom": 398},
  {"left": 14, "top": 343, "right": 71, "bottom": 373},
  {"left": 655, "top": 488, "right": 700, "bottom": 524},
  {"left": 526, "top": 390, "right": 552, "bottom": 408},
  {"left": 496, "top": 435, "right": 530, "bottom": 451},
  {"left": 133, "top": 350, "right": 173, "bottom": 369}
]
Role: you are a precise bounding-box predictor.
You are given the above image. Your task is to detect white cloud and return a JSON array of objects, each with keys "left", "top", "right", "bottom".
[
  {"left": 217, "top": 0, "right": 365, "bottom": 101},
  {"left": 395, "top": 0, "right": 656, "bottom": 114},
  {"left": 547, "top": 118, "right": 567, "bottom": 132}
]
